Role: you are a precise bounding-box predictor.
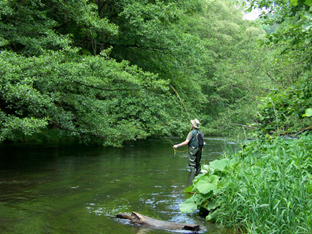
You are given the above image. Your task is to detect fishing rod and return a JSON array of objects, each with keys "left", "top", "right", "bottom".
[{"left": 170, "top": 85, "right": 191, "bottom": 121}]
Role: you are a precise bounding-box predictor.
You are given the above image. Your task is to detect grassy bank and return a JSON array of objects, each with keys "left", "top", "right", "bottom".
[{"left": 180, "top": 134, "right": 312, "bottom": 233}]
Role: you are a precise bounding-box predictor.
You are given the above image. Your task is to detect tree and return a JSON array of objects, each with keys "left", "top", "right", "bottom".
[
  {"left": 187, "top": 0, "right": 269, "bottom": 135},
  {"left": 241, "top": 0, "right": 312, "bottom": 135},
  {"left": 244, "top": 0, "right": 312, "bottom": 66},
  {"left": 0, "top": 0, "right": 271, "bottom": 145},
  {"left": 0, "top": 0, "right": 192, "bottom": 146}
]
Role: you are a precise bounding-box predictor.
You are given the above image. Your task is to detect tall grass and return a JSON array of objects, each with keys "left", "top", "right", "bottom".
[
  {"left": 217, "top": 135, "right": 312, "bottom": 233},
  {"left": 181, "top": 135, "right": 312, "bottom": 233}
]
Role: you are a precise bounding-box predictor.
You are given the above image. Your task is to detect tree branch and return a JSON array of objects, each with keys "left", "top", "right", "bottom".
[
  {"left": 266, "top": 72, "right": 287, "bottom": 89},
  {"left": 292, "top": 126, "right": 312, "bottom": 137}
]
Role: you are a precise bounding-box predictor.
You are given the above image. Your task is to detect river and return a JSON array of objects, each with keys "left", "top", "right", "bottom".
[{"left": 0, "top": 137, "right": 236, "bottom": 234}]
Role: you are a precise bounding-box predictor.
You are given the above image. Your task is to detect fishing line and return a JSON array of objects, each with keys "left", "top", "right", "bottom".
[{"left": 173, "top": 148, "right": 188, "bottom": 158}]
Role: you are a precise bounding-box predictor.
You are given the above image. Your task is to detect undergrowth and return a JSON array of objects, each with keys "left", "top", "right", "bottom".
[{"left": 180, "top": 134, "right": 312, "bottom": 233}]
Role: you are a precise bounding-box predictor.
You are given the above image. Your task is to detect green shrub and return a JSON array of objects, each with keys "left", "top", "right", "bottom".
[
  {"left": 181, "top": 135, "right": 312, "bottom": 233},
  {"left": 256, "top": 77, "right": 312, "bottom": 136}
]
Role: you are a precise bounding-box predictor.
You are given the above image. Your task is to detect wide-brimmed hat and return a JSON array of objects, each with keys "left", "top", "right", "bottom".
[{"left": 190, "top": 119, "right": 200, "bottom": 129}]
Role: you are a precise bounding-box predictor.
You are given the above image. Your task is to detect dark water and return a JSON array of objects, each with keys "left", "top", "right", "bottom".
[{"left": 0, "top": 138, "right": 236, "bottom": 234}]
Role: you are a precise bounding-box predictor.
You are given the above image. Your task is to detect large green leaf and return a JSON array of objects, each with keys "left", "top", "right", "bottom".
[
  {"left": 206, "top": 200, "right": 218, "bottom": 210},
  {"left": 194, "top": 175, "right": 220, "bottom": 194},
  {"left": 179, "top": 197, "right": 197, "bottom": 213},
  {"left": 209, "top": 158, "right": 238, "bottom": 171},
  {"left": 210, "top": 159, "right": 230, "bottom": 171}
]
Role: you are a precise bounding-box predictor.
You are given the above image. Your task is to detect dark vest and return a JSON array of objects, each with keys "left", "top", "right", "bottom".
[{"left": 188, "top": 129, "right": 203, "bottom": 147}]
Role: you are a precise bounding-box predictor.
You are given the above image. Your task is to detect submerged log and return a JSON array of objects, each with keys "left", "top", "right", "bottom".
[{"left": 116, "top": 211, "right": 200, "bottom": 231}]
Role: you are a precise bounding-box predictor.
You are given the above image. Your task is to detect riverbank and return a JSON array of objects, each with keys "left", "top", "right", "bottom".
[{"left": 181, "top": 134, "right": 312, "bottom": 233}]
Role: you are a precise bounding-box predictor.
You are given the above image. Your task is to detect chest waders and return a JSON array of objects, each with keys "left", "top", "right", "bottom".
[{"left": 187, "top": 129, "right": 203, "bottom": 186}]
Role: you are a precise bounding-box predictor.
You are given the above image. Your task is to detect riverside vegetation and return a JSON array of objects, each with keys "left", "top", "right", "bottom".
[
  {"left": 180, "top": 1, "right": 312, "bottom": 233},
  {"left": 1, "top": 0, "right": 312, "bottom": 233},
  {"left": 180, "top": 135, "right": 312, "bottom": 233}
]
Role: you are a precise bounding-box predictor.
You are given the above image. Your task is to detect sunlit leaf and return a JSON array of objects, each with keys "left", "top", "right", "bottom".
[
  {"left": 302, "top": 23, "right": 312, "bottom": 31},
  {"left": 305, "top": 0, "right": 312, "bottom": 6},
  {"left": 206, "top": 201, "right": 218, "bottom": 210},
  {"left": 209, "top": 158, "right": 236, "bottom": 171},
  {"left": 194, "top": 175, "right": 220, "bottom": 194},
  {"left": 290, "top": 0, "right": 298, "bottom": 6},
  {"left": 179, "top": 197, "right": 197, "bottom": 213},
  {"left": 303, "top": 108, "right": 312, "bottom": 117},
  {"left": 210, "top": 159, "right": 228, "bottom": 171}
]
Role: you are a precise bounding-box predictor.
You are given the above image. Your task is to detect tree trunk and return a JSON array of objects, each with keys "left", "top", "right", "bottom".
[{"left": 116, "top": 211, "right": 200, "bottom": 231}]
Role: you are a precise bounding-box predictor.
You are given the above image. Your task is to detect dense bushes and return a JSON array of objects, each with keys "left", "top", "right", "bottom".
[
  {"left": 181, "top": 135, "right": 312, "bottom": 233},
  {"left": 0, "top": 49, "right": 179, "bottom": 146},
  {"left": 256, "top": 77, "right": 312, "bottom": 136}
]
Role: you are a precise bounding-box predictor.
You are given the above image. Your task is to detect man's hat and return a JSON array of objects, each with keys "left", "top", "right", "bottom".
[{"left": 190, "top": 119, "right": 200, "bottom": 129}]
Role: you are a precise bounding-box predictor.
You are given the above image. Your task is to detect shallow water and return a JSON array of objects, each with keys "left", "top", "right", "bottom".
[{"left": 0, "top": 138, "right": 236, "bottom": 234}]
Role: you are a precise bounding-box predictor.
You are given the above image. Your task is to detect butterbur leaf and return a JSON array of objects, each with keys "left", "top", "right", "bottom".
[
  {"left": 217, "top": 177, "right": 232, "bottom": 189},
  {"left": 194, "top": 175, "right": 219, "bottom": 194},
  {"left": 209, "top": 159, "right": 227, "bottom": 171},
  {"left": 180, "top": 197, "right": 197, "bottom": 213},
  {"left": 183, "top": 185, "right": 193, "bottom": 194},
  {"left": 206, "top": 209, "right": 219, "bottom": 221},
  {"left": 193, "top": 173, "right": 205, "bottom": 182},
  {"left": 206, "top": 201, "right": 218, "bottom": 210},
  {"left": 210, "top": 158, "right": 233, "bottom": 171}
]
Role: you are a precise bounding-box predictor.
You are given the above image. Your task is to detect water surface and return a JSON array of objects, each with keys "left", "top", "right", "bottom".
[{"left": 0, "top": 138, "right": 236, "bottom": 234}]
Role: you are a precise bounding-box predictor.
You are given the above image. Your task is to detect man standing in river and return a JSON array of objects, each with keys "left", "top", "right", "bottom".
[{"left": 173, "top": 119, "right": 203, "bottom": 186}]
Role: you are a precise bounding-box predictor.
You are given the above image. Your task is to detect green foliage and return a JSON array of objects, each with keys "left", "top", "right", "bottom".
[
  {"left": 255, "top": 76, "right": 312, "bottom": 136},
  {"left": 94, "top": 0, "right": 268, "bottom": 135},
  {"left": 245, "top": 0, "right": 312, "bottom": 67},
  {"left": 0, "top": 49, "right": 185, "bottom": 146},
  {"left": 180, "top": 157, "right": 239, "bottom": 214},
  {"left": 0, "top": 0, "right": 271, "bottom": 144},
  {"left": 0, "top": 0, "right": 69, "bottom": 56},
  {"left": 193, "top": 0, "right": 269, "bottom": 135},
  {"left": 238, "top": 0, "right": 312, "bottom": 137},
  {"left": 181, "top": 135, "right": 312, "bottom": 233},
  {"left": 103, "top": 0, "right": 209, "bottom": 112},
  {"left": 0, "top": 0, "right": 206, "bottom": 145},
  {"left": 303, "top": 108, "right": 312, "bottom": 117},
  {"left": 0, "top": 0, "right": 118, "bottom": 56}
]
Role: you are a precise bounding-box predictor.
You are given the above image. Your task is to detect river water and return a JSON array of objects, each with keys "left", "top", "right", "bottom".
[{"left": 0, "top": 138, "right": 236, "bottom": 234}]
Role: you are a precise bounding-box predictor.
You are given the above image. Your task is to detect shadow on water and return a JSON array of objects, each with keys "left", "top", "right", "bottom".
[{"left": 0, "top": 138, "right": 237, "bottom": 234}]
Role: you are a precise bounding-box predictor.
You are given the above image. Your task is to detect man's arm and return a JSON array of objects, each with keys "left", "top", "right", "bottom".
[
  {"left": 173, "top": 132, "right": 192, "bottom": 149},
  {"left": 173, "top": 139, "right": 190, "bottom": 149}
]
